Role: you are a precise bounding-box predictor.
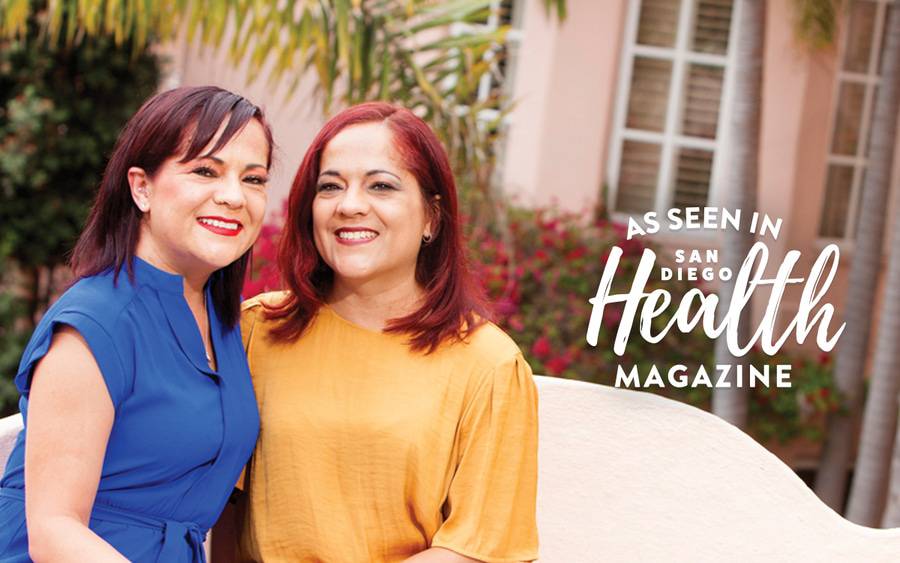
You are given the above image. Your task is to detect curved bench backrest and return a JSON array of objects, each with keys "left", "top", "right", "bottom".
[
  {"left": 1, "top": 379, "right": 898, "bottom": 561},
  {"left": 535, "top": 376, "right": 900, "bottom": 561}
]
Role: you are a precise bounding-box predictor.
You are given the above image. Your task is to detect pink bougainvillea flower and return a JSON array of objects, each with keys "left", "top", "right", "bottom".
[
  {"left": 565, "top": 246, "right": 587, "bottom": 261},
  {"left": 243, "top": 279, "right": 264, "bottom": 299},
  {"left": 531, "top": 336, "right": 552, "bottom": 359},
  {"left": 493, "top": 297, "right": 518, "bottom": 317},
  {"left": 602, "top": 303, "right": 623, "bottom": 328},
  {"left": 544, "top": 353, "right": 571, "bottom": 376}
]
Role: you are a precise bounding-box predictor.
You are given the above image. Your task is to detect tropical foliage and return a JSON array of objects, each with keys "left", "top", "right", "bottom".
[
  {"left": 0, "top": 8, "right": 160, "bottom": 415},
  {"left": 790, "top": 0, "right": 842, "bottom": 49},
  {"left": 0, "top": 0, "right": 565, "bottom": 219}
]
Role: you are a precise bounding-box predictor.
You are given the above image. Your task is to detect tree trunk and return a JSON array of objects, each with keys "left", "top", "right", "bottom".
[
  {"left": 711, "top": 0, "right": 764, "bottom": 429},
  {"left": 848, "top": 192, "right": 900, "bottom": 524},
  {"left": 884, "top": 405, "right": 900, "bottom": 527},
  {"left": 816, "top": 1, "right": 900, "bottom": 514}
]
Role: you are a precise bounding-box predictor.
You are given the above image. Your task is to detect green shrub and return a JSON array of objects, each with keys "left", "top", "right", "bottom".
[{"left": 0, "top": 14, "right": 159, "bottom": 415}]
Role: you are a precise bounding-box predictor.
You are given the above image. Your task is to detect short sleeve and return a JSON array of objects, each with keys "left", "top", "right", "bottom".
[
  {"left": 241, "top": 297, "right": 268, "bottom": 358},
  {"left": 15, "top": 310, "right": 130, "bottom": 408},
  {"left": 431, "top": 353, "right": 539, "bottom": 562}
]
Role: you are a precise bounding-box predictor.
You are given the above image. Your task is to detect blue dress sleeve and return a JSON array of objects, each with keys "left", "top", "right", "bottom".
[{"left": 15, "top": 309, "right": 130, "bottom": 408}]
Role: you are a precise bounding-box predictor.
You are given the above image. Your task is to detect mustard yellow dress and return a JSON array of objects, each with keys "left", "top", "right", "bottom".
[{"left": 237, "top": 293, "right": 539, "bottom": 563}]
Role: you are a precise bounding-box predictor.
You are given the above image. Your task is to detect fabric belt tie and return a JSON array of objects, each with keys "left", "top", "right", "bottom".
[{"left": 0, "top": 487, "right": 207, "bottom": 562}]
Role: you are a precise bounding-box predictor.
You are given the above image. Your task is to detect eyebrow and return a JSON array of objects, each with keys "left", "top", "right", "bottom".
[
  {"left": 198, "top": 154, "right": 267, "bottom": 172},
  {"left": 319, "top": 169, "right": 401, "bottom": 182}
]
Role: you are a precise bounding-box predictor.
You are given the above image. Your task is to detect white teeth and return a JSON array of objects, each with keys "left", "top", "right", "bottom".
[
  {"left": 199, "top": 218, "right": 239, "bottom": 231},
  {"left": 338, "top": 230, "right": 377, "bottom": 241}
]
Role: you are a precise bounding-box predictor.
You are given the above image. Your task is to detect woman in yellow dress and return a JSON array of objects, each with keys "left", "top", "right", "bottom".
[{"left": 238, "top": 102, "right": 538, "bottom": 562}]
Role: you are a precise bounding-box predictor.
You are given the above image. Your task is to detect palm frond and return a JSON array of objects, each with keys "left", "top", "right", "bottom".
[{"left": 791, "top": 0, "right": 843, "bottom": 49}]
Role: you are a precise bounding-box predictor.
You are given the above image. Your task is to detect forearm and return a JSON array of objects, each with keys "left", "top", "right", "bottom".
[
  {"left": 28, "top": 515, "right": 128, "bottom": 562},
  {"left": 404, "top": 547, "right": 483, "bottom": 563}
]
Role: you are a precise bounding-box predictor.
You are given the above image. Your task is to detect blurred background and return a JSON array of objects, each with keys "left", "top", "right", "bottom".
[{"left": 1, "top": 0, "right": 899, "bottom": 528}]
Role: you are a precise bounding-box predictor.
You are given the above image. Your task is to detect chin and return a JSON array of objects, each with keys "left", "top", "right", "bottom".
[
  {"left": 195, "top": 249, "right": 247, "bottom": 272},
  {"left": 332, "top": 270, "right": 373, "bottom": 283},
  {"left": 332, "top": 259, "right": 383, "bottom": 278}
]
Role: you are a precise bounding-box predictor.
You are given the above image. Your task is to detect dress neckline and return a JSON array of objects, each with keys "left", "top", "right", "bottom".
[
  {"left": 320, "top": 304, "right": 408, "bottom": 341},
  {"left": 130, "top": 255, "right": 188, "bottom": 295},
  {"left": 129, "top": 256, "right": 223, "bottom": 377}
]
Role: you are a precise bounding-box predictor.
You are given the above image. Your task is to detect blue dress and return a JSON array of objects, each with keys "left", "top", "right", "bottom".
[{"left": 0, "top": 257, "right": 260, "bottom": 562}]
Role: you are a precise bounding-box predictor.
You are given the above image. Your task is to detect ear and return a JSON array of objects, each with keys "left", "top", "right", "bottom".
[
  {"left": 423, "top": 195, "right": 441, "bottom": 240},
  {"left": 128, "top": 167, "right": 151, "bottom": 212}
]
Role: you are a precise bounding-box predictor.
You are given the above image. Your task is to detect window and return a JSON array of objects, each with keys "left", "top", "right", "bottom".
[
  {"left": 819, "top": 0, "right": 890, "bottom": 239},
  {"left": 607, "top": 0, "right": 737, "bottom": 216},
  {"left": 447, "top": 0, "right": 522, "bottom": 180},
  {"left": 449, "top": 0, "right": 523, "bottom": 120}
]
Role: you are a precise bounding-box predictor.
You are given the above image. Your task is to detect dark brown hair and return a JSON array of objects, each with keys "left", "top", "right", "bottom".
[
  {"left": 264, "top": 102, "right": 489, "bottom": 352},
  {"left": 70, "top": 86, "right": 274, "bottom": 327}
]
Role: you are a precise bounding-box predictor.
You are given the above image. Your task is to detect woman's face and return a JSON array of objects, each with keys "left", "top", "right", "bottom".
[
  {"left": 130, "top": 119, "right": 270, "bottom": 283},
  {"left": 312, "top": 122, "right": 432, "bottom": 291}
]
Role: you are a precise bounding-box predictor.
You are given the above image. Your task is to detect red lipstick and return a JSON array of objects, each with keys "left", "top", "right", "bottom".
[{"left": 197, "top": 216, "right": 243, "bottom": 237}]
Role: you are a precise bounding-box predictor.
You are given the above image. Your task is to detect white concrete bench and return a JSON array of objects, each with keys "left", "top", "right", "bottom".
[
  {"left": 0, "top": 411, "right": 21, "bottom": 472},
  {"left": 2, "top": 376, "right": 899, "bottom": 561}
]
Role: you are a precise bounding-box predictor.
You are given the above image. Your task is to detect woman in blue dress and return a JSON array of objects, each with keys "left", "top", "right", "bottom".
[{"left": 0, "top": 86, "right": 270, "bottom": 562}]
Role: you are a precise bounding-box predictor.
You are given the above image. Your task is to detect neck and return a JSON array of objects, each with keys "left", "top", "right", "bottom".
[
  {"left": 135, "top": 234, "right": 211, "bottom": 296},
  {"left": 181, "top": 277, "right": 207, "bottom": 312},
  {"left": 329, "top": 275, "right": 424, "bottom": 332}
]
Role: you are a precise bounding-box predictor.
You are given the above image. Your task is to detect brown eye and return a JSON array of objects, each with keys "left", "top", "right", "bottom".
[
  {"left": 192, "top": 166, "right": 216, "bottom": 178},
  {"left": 244, "top": 175, "right": 269, "bottom": 186}
]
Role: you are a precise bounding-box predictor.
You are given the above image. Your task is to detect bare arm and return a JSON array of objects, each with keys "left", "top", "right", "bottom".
[
  {"left": 24, "top": 326, "right": 128, "bottom": 562},
  {"left": 404, "top": 547, "right": 483, "bottom": 562}
]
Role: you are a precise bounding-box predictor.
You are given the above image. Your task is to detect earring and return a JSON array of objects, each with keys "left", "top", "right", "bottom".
[
  {"left": 422, "top": 233, "right": 433, "bottom": 244},
  {"left": 136, "top": 187, "right": 149, "bottom": 211}
]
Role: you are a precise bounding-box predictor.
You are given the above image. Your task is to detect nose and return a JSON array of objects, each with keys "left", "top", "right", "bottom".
[
  {"left": 335, "top": 184, "right": 369, "bottom": 217},
  {"left": 213, "top": 175, "right": 246, "bottom": 209}
]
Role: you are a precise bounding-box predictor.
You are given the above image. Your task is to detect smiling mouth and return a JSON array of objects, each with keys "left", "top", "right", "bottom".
[
  {"left": 335, "top": 228, "right": 378, "bottom": 244},
  {"left": 198, "top": 217, "right": 243, "bottom": 236}
]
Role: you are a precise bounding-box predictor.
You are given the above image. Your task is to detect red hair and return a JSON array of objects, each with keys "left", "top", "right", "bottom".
[{"left": 265, "top": 102, "right": 489, "bottom": 352}]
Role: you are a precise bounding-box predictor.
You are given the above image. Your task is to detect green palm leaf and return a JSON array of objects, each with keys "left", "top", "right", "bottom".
[{"left": 0, "top": 0, "right": 567, "bottom": 215}]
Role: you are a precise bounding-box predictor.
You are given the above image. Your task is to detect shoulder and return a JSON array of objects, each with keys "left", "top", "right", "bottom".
[
  {"left": 461, "top": 321, "right": 523, "bottom": 364},
  {"left": 241, "top": 291, "right": 290, "bottom": 313},
  {"left": 17, "top": 270, "right": 141, "bottom": 402},
  {"left": 240, "top": 291, "right": 292, "bottom": 349},
  {"left": 450, "top": 321, "right": 530, "bottom": 380},
  {"left": 452, "top": 323, "right": 537, "bottom": 422},
  {"left": 45, "top": 270, "right": 140, "bottom": 332},
  {"left": 240, "top": 291, "right": 290, "bottom": 326}
]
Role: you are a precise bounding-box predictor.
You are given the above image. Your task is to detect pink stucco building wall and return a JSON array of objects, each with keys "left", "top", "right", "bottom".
[{"left": 497, "top": 0, "right": 898, "bottom": 351}]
